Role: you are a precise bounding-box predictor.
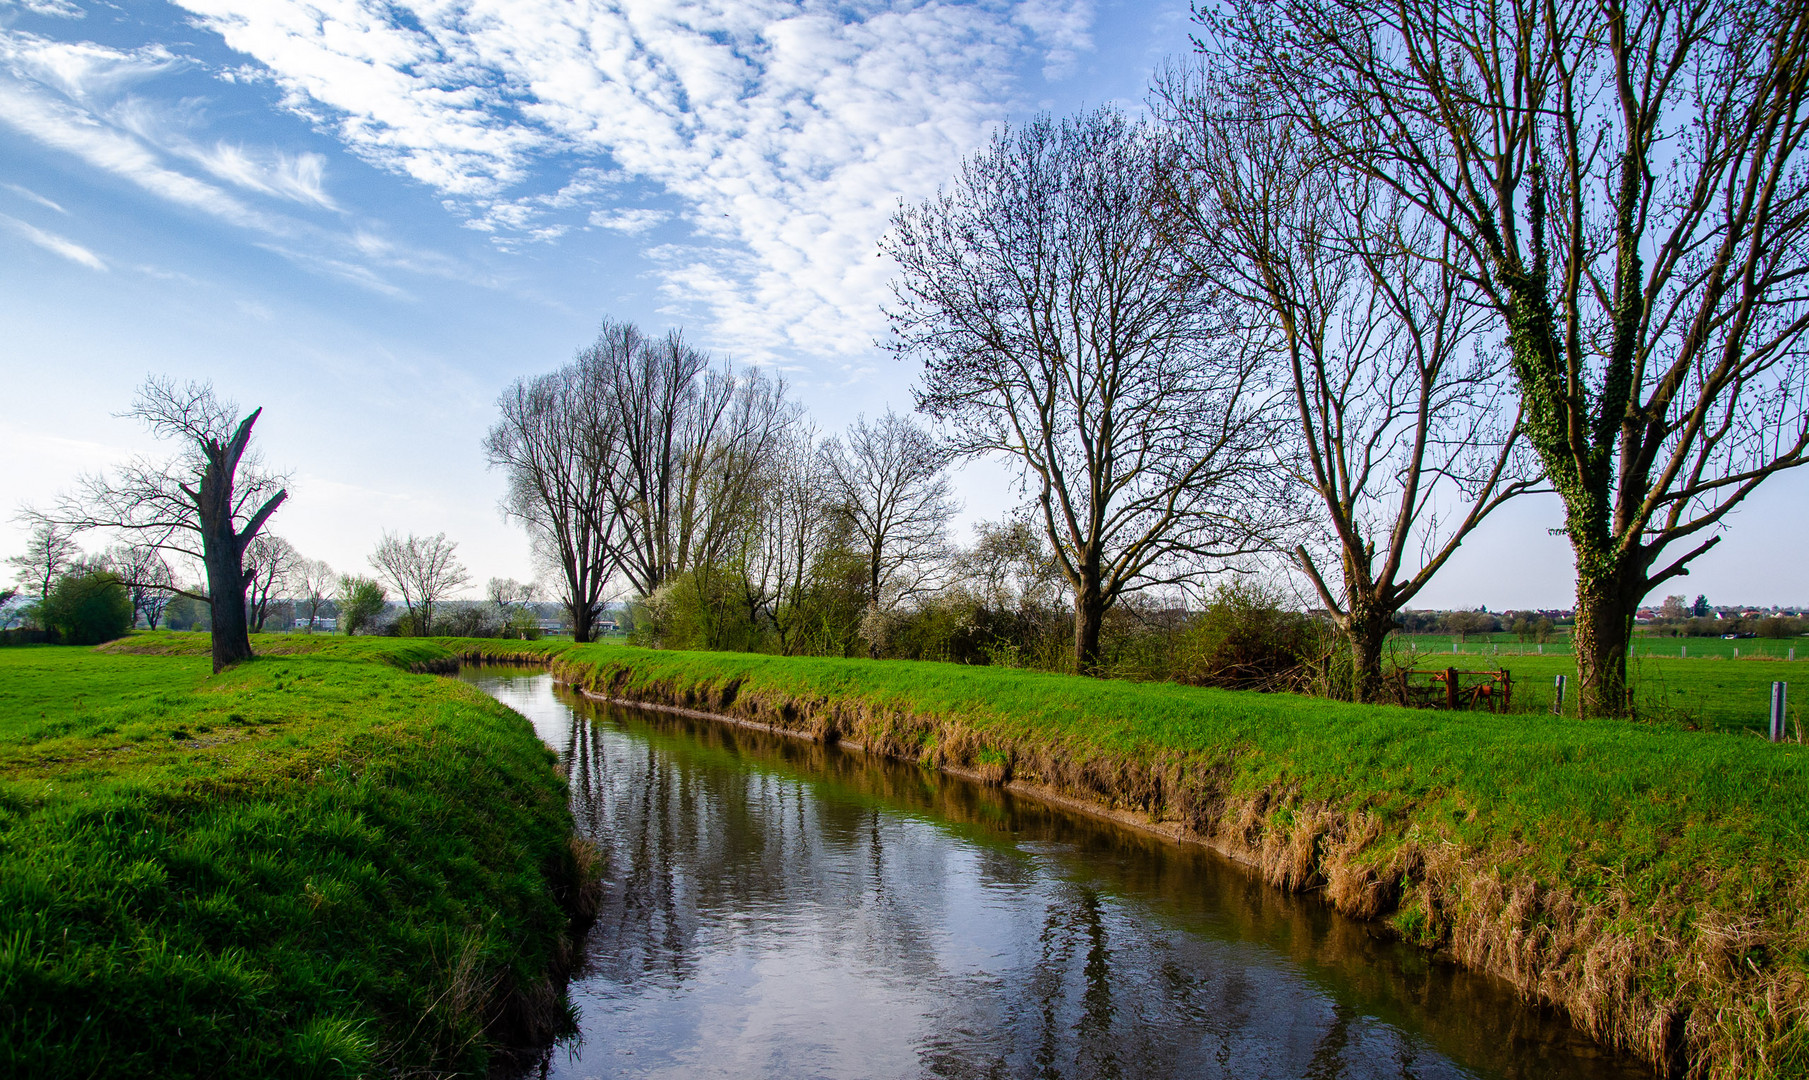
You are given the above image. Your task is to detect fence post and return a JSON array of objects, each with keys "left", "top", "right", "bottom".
[
  {"left": 1791, "top": 647, "right": 1797, "bottom": 662},
  {"left": 1553, "top": 674, "right": 1566, "bottom": 716},
  {"left": 1538, "top": 643, "right": 1543, "bottom": 655},
  {"left": 1772, "top": 682, "right": 1788, "bottom": 743},
  {"left": 1446, "top": 667, "right": 1460, "bottom": 710},
  {"left": 1453, "top": 642, "right": 1459, "bottom": 654},
  {"left": 1681, "top": 644, "right": 1687, "bottom": 658}
]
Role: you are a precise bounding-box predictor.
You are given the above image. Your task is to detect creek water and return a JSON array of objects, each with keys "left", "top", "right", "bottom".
[{"left": 465, "top": 668, "right": 1645, "bottom": 1080}]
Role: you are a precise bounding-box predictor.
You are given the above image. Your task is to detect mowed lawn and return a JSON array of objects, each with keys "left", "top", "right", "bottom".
[{"left": 0, "top": 638, "right": 579, "bottom": 1080}]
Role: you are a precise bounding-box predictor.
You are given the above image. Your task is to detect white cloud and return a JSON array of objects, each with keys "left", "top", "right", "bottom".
[
  {"left": 588, "top": 207, "right": 669, "bottom": 234},
  {"left": 0, "top": 0, "right": 85, "bottom": 17},
  {"left": 0, "top": 211, "right": 104, "bottom": 268},
  {"left": 173, "top": 0, "right": 1102, "bottom": 364},
  {"left": 3, "top": 181, "right": 66, "bottom": 213}
]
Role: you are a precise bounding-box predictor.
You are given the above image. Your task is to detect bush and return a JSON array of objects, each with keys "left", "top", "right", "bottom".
[
  {"left": 39, "top": 571, "right": 134, "bottom": 645},
  {"left": 1172, "top": 582, "right": 1329, "bottom": 692}
]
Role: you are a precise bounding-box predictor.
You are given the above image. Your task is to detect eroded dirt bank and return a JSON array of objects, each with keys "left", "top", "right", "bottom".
[{"left": 529, "top": 650, "right": 1809, "bottom": 1080}]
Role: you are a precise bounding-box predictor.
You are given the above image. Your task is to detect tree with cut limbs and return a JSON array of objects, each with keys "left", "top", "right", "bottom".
[
  {"left": 1215, "top": 0, "right": 1809, "bottom": 715},
  {"left": 1154, "top": 63, "right": 1534, "bottom": 701},
  {"left": 370, "top": 531, "right": 469, "bottom": 636},
  {"left": 886, "top": 109, "right": 1283, "bottom": 674},
  {"left": 823, "top": 410, "right": 959, "bottom": 616},
  {"left": 35, "top": 378, "right": 287, "bottom": 672}
]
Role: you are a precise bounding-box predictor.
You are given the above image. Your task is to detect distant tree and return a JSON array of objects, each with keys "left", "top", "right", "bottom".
[
  {"left": 736, "top": 427, "right": 843, "bottom": 655},
  {"left": 886, "top": 108, "right": 1284, "bottom": 673},
  {"left": 823, "top": 411, "right": 959, "bottom": 619},
  {"left": 602, "top": 331, "right": 799, "bottom": 598},
  {"left": 1444, "top": 610, "right": 1496, "bottom": 644},
  {"left": 40, "top": 571, "right": 133, "bottom": 645},
  {"left": 1659, "top": 596, "right": 1688, "bottom": 620},
  {"left": 244, "top": 534, "right": 301, "bottom": 631},
  {"left": 370, "top": 532, "right": 469, "bottom": 636},
  {"left": 103, "top": 544, "right": 176, "bottom": 630},
  {"left": 1215, "top": 0, "right": 1809, "bottom": 714},
  {"left": 0, "top": 588, "right": 21, "bottom": 630},
  {"left": 6, "top": 521, "right": 84, "bottom": 600},
  {"left": 293, "top": 558, "right": 336, "bottom": 631},
  {"left": 1693, "top": 596, "right": 1712, "bottom": 619},
  {"left": 335, "top": 575, "right": 386, "bottom": 636},
  {"left": 33, "top": 378, "right": 287, "bottom": 672}
]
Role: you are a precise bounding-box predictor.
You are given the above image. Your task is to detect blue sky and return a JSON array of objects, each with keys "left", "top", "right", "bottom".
[{"left": 1, "top": 0, "right": 1803, "bottom": 609}]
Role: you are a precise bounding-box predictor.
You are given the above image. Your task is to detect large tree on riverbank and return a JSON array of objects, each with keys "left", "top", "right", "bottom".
[
  {"left": 37, "top": 378, "right": 287, "bottom": 672},
  {"left": 1153, "top": 63, "right": 1535, "bottom": 702},
  {"left": 1210, "top": 0, "right": 1809, "bottom": 715},
  {"left": 885, "top": 108, "right": 1284, "bottom": 674}
]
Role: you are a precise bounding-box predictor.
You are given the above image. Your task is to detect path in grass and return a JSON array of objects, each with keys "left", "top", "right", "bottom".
[{"left": 0, "top": 635, "right": 585, "bottom": 1080}]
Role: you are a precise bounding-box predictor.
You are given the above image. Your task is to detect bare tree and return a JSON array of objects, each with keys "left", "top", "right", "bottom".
[
  {"left": 823, "top": 411, "right": 959, "bottom": 617},
  {"left": 484, "top": 328, "right": 623, "bottom": 642},
  {"left": 244, "top": 534, "right": 301, "bottom": 632},
  {"left": 885, "top": 108, "right": 1285, "bottom": 673},
  {"left": 7, "top": 521, "right": 85, "bottom": 600},
  {"left": 103, "top": 543, "right": 176, "bottom": 630},
  {"left": 1215, "top": 0, "right": 1809, "bottom": 714},
  {"left": 1154, "top": 64, "right": 1535, "bottom": 701},
  {"left": 370, "top": 531, "right": 469, "bottom": 636},
  {"left": 603, "top": 331, "right": 800, "bottom": 598},
  {"left": 738, "top": 427, "right": 842, "bottom": 655},
  {"left": 293, "top": 557, "right": 336, "bottom": 631},
  {"left": 33, "top": 378, "right": 287, "bottom": 672}
]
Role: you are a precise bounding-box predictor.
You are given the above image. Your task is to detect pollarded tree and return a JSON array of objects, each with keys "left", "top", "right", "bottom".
[
  {"left": 370, "top": 531, "right": 469, "bottom": 636},
  {"left": 36, "top": 378, "right": 287, "bottom": 672},
  {"left": 1153, "top": 62, "right": 1535, "bottom": 701},
  {"left": 823, "top": 410, "right": 959, "bottom": 614},
  {"left": 1214, "top": 0, "right": 1809, "bottom": 715},
  {"left": 885, "top": 108, "right": 1285, "bottom": 673}
]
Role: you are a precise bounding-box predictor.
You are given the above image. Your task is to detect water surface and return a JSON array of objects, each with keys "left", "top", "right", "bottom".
[{"left": 467, "top": 668, "right": 1643, "bottom": 1080}]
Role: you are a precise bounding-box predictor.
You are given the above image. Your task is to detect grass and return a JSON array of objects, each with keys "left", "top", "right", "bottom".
[
  {"left": 0, "top": 633, "right": 585, "bottom": 1079},
  {"left": 551, "top": 643, "right": 1809, "bottom": 1079},
  {"left": 1398, "top": 631, "right": 1807, "bottom": 660}
]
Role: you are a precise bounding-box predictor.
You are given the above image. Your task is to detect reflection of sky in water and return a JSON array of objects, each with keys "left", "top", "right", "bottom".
[{"left": 471, "top": 672, "right": 1643, "bottom": 1080}]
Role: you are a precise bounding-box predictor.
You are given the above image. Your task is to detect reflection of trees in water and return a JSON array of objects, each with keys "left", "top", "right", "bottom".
[{"left": 497, "top": 677, "right": 1641, "bottom": 1080}]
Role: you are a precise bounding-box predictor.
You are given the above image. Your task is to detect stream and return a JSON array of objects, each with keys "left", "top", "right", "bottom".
[{"left": 465, "top": 667, "right": 1645, "bottom": 1080}]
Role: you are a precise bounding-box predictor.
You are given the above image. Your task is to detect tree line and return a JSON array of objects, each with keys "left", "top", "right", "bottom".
[{"left": 8, "top": 0, "right": 1803, "bottom": 717}]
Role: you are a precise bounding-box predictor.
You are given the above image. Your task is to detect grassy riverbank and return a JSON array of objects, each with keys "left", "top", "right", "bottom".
[
  {"left": 0, "top": 634, "right": 589, "bottom": 1079},
  {"left": 548, "top": 644, "right": 1809, "bottom": 1080}
]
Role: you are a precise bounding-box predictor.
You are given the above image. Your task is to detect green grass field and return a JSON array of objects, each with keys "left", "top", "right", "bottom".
[
  {"left": 551, "top": 642, "right": 1809, "bottom": 1077},
  {"left": 0, "top": 634, "right": 584, "bottom": 1080},
  {"left": 1396, "top": 631, "right": 1807, "bottom": 660}
]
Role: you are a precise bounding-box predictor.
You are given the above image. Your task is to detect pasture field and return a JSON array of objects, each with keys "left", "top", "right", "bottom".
[
  {"left": 1396, "top": 631, "right": 1806, "bottom": 661},
  {"left": 1392, "top": 648, "right": 1803, "bottom": 734},
  {"left": 0, "top": 635, "right": 584, "bottom": 1080},
  {"left": 552, "top": 643, "right": 1809, "bottom": 1077}
]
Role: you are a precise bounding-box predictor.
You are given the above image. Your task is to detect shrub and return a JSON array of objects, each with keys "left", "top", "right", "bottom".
[
  {"left": 1171, "top": 582, "right": 1329, "bottom": 692},
  {"left": 39, "top": 571, "right": 134, "bottom": 645}
]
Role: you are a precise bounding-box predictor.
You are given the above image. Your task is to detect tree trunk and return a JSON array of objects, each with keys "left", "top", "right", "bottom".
[
  {"left": 569, "top": 598, "right": 595, "bottom": 643},
  {"left": 201, "top": 516, "right": 252, "bottom": 674},
  {"left": 1073, "top": 581, "right": 1106, "bottom": 676},
  {"left": 1572, "top": 556, "right": 1637, "bottom": 718},
  {"left": 1347, "top": 602, "right": 1393, "bottom": 704}
]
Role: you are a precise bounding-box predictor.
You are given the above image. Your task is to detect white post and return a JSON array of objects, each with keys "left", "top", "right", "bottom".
[
  {"left": 1538, "top": 643, "right": 1543, "bottom": 655},
  {"left": 1682, "top": 644, "right": 1687, "bottom": 658},
  {"left": 1771, "top": 682, "right": 1788, "bottom": 743},
  {"left": 1553, "top": 674, "right": 1567, "bottom": 716},
  {"left": 1735, "top": 647, "right": 1740, "bottom": 659},
  {"left": 1791, "top": 647, "right": 1797, "bottom": 662}
]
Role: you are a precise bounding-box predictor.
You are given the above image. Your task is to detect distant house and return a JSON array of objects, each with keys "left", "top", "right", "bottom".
[
  {"left": 598, "top": 620, "right": 619, "bottom": 633},
  {"left": 294, "top": 617, "right": 337, "bottom": 631}
]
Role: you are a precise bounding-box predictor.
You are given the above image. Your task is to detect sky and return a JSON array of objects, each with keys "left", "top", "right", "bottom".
[{"left": 1, "top": 0, "right": 1804, "bottom": 611}]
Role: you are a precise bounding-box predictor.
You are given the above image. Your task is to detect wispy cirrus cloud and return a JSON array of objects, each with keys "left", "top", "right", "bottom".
[
  {"left": 174, "top": 0, "right": 1098, "bottom": 363},
  {"left": 1, "top": 211, "right": 104, "bottom": 269}
]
